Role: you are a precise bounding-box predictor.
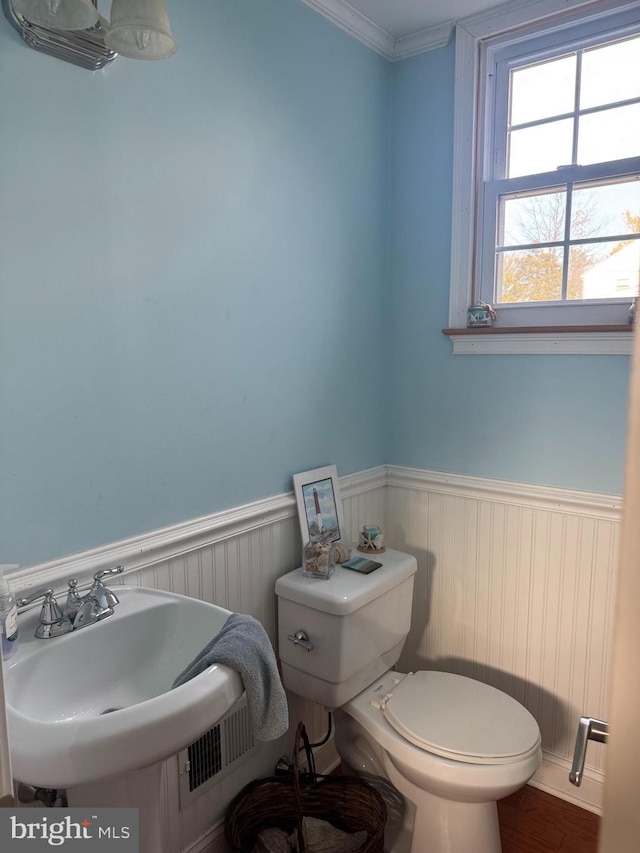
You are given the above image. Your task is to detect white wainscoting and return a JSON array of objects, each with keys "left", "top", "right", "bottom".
[
  {"left": 386, "top": 466, "right": 621, "bottom": 813},
  {"left": 8, "top": 464, "right": 619, "bottom": 850},
  {"left": 9, "top": 467, "right": 385, "bottom": 853}
]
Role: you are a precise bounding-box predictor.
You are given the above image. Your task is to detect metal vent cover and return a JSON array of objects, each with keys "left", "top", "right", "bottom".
[{"left": 178, "top": 694, "right": 258, "bottom": 809}]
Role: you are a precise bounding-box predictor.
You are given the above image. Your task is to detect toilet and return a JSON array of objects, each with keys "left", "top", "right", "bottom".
[{"left": 275, "top": 548, "right": 542, "bottom": 853}]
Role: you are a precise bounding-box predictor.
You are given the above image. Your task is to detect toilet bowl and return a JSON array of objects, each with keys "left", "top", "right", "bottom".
[
  {"left": 335, "top": 670, "right": 541, "bottom": 853},
  {"left": 275, "top": 548, "right": 542, "bottom": 853}
]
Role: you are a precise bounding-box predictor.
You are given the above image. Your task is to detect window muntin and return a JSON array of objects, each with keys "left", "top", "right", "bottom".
[
  {"left": 476, "top": 23, "right": 640, "bottom": 326},
  {"left": 495, "top": 176, "right": 640, "bottom": 305}
]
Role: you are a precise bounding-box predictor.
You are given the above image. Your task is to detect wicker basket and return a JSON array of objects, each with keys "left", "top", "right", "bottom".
[{"left": 225, "top": 722, "right": 386, "bottom": 853}]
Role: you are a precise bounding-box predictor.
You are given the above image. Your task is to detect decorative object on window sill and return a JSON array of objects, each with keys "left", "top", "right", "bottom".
[
  {"left": 357, "top": 524, "right": 386, "bottom": 554},
  {"left": 2, "top": 0, "right": 176, "bottom": 69},
  {"left": 467, "top": 301, "right": 497, "bottom": 328},
  {"left": 630, "top": 299, "right": 637, "bottom": 325}
]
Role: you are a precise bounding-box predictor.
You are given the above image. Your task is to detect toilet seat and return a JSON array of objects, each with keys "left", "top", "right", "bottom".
[{"left": 378, "top": 671, "right": 541, "bottom": 765}]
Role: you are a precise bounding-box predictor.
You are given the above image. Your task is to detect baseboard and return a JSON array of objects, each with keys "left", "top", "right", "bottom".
[
  {"left": 531, "top": 753, "right": 604, "bottom": 815},
  {"left": 183, "top": 822, "right": 227, "bottom": 853}
]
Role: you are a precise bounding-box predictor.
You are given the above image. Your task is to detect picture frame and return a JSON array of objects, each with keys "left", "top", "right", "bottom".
[{"left": 293, "top": 464, "right": 345, "bottom": 545}]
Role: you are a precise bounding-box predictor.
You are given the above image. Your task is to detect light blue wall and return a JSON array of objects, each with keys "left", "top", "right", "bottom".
[
  {"left": 0, "top": 0, "right": 391, "bottom": 565},
  {"left": 0, "top": 8, "right": 631, "bottom": 568},
  {"left": 388, "top": 44, "right": 631, "bottom": 495}
]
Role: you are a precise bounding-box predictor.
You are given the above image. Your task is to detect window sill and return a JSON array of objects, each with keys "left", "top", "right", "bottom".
[{"left": 442, "top": 325, "right": 635, "bottom": 355}]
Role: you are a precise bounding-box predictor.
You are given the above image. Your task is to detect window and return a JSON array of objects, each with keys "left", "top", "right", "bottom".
[{"left": 448, "top": 0, "right": 640, "bottom": 354}]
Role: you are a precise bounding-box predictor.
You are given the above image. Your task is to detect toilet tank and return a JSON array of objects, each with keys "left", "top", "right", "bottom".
[{"left": 275, "top": 549, "right": 417, "bottom": 709}]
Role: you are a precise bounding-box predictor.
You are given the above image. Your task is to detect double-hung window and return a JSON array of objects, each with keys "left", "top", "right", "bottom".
[{"left": 449, "top": 0, "right": 640, "bottom": 353}]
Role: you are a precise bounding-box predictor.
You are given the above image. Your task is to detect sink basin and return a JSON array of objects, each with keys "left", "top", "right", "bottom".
[{"left": 4, "top": 586, "right": 244, "bottom": 788}]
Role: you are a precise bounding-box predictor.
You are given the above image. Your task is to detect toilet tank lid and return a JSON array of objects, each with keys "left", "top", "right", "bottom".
[{"left": 275, "top": 548, "right": 417, "bottom": 615}]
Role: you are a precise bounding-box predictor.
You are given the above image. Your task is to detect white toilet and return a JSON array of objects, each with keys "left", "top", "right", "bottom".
[{"left": 275, "top": 548, "right": 542, "bottom": 853}]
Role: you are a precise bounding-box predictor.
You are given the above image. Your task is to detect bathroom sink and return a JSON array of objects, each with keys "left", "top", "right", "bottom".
[{"left": 4, "top": 586, "right": 244, "bottom": 788}]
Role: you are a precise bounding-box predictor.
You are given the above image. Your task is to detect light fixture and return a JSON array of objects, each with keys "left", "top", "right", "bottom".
[
  {"left": 105, "top": 0, "right": 177, "bottom": 60},
  {"left": 7, "top": 0, "right": 178, "bottom": 61},
  {"left": 12, "top": 0, "right": 99, "bottom": 31}
]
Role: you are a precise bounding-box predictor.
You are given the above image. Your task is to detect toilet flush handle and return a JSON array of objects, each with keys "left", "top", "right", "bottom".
[
  {"left": 287, "top": 630, "right": 314, "bottom": 652},
  {"left": 569, "top": 716, "right": 609, "bottom": 786}
]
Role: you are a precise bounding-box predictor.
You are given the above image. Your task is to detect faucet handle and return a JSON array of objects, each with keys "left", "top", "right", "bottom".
[
  {"left": 93, "top": 565, "right": 125, "bottom": 583},
  {"left": 16, "top": 587, "right": 57, "bottom": 613},
  {"left": 39, "top": 591, "right": 65, "bottom": 626},
  {"left": 15, "top": 588, "right": 72, "bottom": 639},
  {"left": 90, "top": 565, "right": 124, "bottom": 610}
]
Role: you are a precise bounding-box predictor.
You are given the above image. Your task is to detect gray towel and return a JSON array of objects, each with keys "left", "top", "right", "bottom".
[{"left": 172, "top": 613, "right": 289, "bottom": 741}]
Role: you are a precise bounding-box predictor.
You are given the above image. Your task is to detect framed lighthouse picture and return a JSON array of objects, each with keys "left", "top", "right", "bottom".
[{"left": 293, "top": 464, "right": 345, "bottom": 545}]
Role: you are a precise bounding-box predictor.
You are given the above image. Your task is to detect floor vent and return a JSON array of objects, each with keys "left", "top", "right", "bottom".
[{"left": 178, "top": 695, "right": 258, "bottom": 808}]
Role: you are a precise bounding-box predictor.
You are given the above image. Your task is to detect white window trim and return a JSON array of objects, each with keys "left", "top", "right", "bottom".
[{"left": 448, "top": 0, "right": 637, "bottom": 355}]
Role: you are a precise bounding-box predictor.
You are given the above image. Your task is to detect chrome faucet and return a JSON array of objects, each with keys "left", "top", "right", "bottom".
[
  {"left": 16, "top": 566, "right": 125, "bottom": 639},
  {"left": 70, "top": 566, "right": 124, "bottom": 629}
]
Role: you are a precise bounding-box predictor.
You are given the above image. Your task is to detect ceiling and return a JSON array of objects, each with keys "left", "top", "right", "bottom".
[
  {"left": 300, "top": 0, "right": 515, "bottom": 59},
  {"left": 340, "top": 0, "right": 509, "bottom": 39}
]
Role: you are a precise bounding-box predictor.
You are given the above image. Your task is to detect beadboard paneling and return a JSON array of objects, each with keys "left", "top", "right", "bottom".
[
  {"left": 7, "top": 464, "right": 618, "bottom": 850},
  {"left": 7, "top": 470, "right": 382, "bottom": 853},
  {"left": 386, "top": 467, "right": 620, "bottom": 812}
]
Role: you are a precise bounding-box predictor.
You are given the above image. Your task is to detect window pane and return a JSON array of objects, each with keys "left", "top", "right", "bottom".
[
  {"left": 500, "top": 190, "right": 567, "bottom": 247},
  {"left": 510, "top": 54, "right": 576, "bottom": 125},
  {"left": 571, "top": 179, "right": 640, "bottom": 241},
  {"left": 571, "top": 239, "right": 640, "bottom": 300},
  {"left": 581, "top": 35, "right": 640, "bottom": 110},
  {"left": 578, "top": 103, "right": 640, "bottom": 165},
  {"left": 508, "top": 119, "right": 573, "bottom": 177},
  {"left": 497, "top": 247, "right": 564, "bottom": 302}
]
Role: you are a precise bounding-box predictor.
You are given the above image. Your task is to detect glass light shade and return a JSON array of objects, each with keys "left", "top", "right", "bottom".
[
  {"left": 12, "top": 0, "right": 99, "bottom": 30},
  {"left": 105, "top": 0, "right": 177, "bottom": 60}
]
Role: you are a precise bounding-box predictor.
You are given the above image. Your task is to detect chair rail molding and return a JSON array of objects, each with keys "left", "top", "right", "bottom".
[
  {"left": 386, "top": 466, "right": 622, "bottom": 520},
  {"left": 9, "top": 466, "right": 388, "bottom": 593}
]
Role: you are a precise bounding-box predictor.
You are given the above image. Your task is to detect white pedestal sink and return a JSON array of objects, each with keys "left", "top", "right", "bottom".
[
  {"left": 66, "top": 763, "right": 167, "bottom": 853},
  {"left": 4, "top": 586, "right": 245, "bottom": 851}
]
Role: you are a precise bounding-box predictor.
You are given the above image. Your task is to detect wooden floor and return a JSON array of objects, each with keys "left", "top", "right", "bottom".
[
  {"left": 498, "top": 785, "right": 600, "bottom": 853},
  {"left": 331, "top": 765, "right": 599, "bottom": 851}
]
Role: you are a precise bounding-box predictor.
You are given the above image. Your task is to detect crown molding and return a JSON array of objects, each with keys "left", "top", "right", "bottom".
[
  {"left": 299, "top": 0, "right": 618, "bottom": 61},
  {"left": 393, "top": 21, "right": 455, "bottom": 60},
  {"left": 297, "top": 0, "right": 454, "bottom": 61},
  {"left": 296, "top": 0, "right": 395, "bottom": 59}
]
